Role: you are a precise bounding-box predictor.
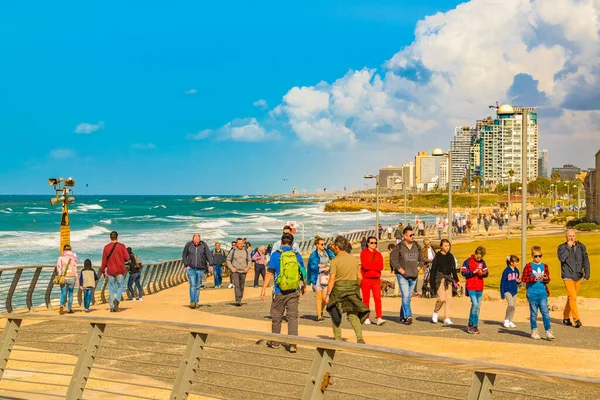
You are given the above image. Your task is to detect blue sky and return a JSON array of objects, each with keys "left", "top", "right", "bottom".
[{"left": 1, "top": 1, "right": 597, "bottom": 194}]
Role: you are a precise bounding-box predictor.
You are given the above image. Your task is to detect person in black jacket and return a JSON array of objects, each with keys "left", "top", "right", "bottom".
[
  {"left": 126, "top": 247, "right": 143, "bottom": 301},
  {"left": 182, "top": 234, "right": 213, "bottom": 309},
  {"left": 212, "top": 242, "right": 227, "bottom": 289},
  {"left": 430, "top": 239, "right": 459, "bottom": 325}
]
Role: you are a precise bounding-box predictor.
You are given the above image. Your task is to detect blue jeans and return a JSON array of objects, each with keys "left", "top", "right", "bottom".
[
  {"left": 528, "top": 292, "right": 551, "bottom": 331},
  {"left": 396, "top": 275, "right": 416, "bottom": 319},
  {"left": 107, "top": 274, "right": 125, "bottom": 309},
  {"left": 213, "top": 265, "right": 223, "bottom": 287},
  {"left": 128, "top": 272, "right": 143, "bottom": 299},
  {"left": 468, "top": 290, "right": 483, "bottom": 326},
  {"left": 187, "top": 268, "right": 205, "bottom": 304},
  {"left": 83, "top": 288, "right": 93, "bottom": 310},
  {"left": 60, "top": 278, "right": 76, "bottom": 310}
]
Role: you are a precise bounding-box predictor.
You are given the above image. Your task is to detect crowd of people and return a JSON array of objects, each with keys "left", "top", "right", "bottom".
[{"left": 55, "top": 223, "right": 591, "bottom": 351}]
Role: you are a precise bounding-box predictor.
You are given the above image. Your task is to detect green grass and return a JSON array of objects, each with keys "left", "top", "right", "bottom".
[{"left": 451, "top": 233, "right": 600, "bottom": 298}]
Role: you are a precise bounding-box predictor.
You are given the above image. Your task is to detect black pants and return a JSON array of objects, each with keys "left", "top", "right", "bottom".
[{"left": 254, "top": 264, "right": 265, "bottom": 287}]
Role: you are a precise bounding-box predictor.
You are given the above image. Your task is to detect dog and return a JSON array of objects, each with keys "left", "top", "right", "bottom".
[{"left": 381, "top": 280, "right": 395, "bottom": 297}]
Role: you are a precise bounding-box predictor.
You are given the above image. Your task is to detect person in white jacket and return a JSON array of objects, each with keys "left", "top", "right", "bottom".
[{"left": 56, "top": 244, "right": 79, "bottom": 314}]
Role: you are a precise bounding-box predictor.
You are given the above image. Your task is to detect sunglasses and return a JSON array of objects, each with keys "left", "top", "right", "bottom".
[
  {"left": 368, "top": 241, "right": 377, "bottom": 245},
  {"left": 317, "top": 243, "right": 325, "bottom": 246},
  {"left": 407, "top": 234, "right": 414, "bottom": 237},
  {"left": 533, "top": 254, "right": 543, "bottom": 258}
]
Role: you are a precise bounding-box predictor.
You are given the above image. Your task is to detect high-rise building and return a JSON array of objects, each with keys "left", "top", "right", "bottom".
[
  {"left": 475, "top": 105, "right": 538, "bottom": 185},
  {"left": 401, "top": 162, "right": 415, "bottom": 190},
  {"left": 439, "top": 154, "right": 449, "bottom": 188},
  {"left": 451, "top": 126, "right": 477, "bottom": 189},
  {"left": 551, "top": 164, "right": 581, "bottom": 181},
  {"left": 538, "top": 149, "right": 548, "bottom": 178},
  {"left": 378, "top": 165, "right": 403, "bottom": 189},
  {"left": 415, "top": 151, "right": 436, "bottom": 185}
]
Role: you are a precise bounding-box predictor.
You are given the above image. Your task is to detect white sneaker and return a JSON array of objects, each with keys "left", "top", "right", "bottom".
[
  {"left": 364, "top": 319, "right": 372, "bottom": 325},
  {"left": 546, "top": 330, "right": 555, "bottom": 340},
  {"left": 531, "top": 328, "right": 541, "bottom": 340},
  {"left": 443, "top": 318, "right": 453, "bottom": 325},
  {"left": 138, "top": 298, "right": 143, "bottom": 302},
  {"left": 228, "top": 283, "right": 234, "bottom": 289},
  {"left": 376, "top": 318, "right": 386, "bottom": 326},
  {"left": 503, "top": 319, "right": 510, "bottom": 328},
  {"left": 432, "top": 312, "right": 439, "bottom": 323},
  {"left": 508, "top": 321, "right": 516, "bottom": 328}
]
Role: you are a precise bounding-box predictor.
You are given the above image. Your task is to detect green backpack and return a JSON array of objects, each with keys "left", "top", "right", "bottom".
[{"left": 276, "top": 250, "right": 301, "bottom": 291}]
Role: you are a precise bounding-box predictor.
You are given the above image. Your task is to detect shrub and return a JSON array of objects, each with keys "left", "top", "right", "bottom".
[
  {"left": 567, "top": 218, "right": 592, "bottom": 228},
  {"left": 574, "top": 223, "right": 600, "bottom": 232}
]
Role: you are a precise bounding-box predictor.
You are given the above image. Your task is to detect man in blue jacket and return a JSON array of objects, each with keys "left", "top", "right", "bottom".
[
  {"left": 261, "top": 233, "right": 306, "bottom": 353},
  {"left": 182, "top": 234, "right": 213, "bottom": 309}
]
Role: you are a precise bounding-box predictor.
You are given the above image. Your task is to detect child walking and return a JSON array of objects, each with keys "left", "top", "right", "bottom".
[
  {"left": 79, "top": 259, "right": 99, "bottom": 313},
  {"left": 500, "top": 255, "right": 520, "bottom": 328},
  {"left": 521, "top": 246, "right": 554, "bottom": 340},
  {"left": 461, "top": 246, "right": 488, "bottom": 334}
]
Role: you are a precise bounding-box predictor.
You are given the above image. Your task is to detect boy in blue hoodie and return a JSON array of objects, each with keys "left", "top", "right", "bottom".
[
  {"left": 500, "top": 255, "right": 520, "bottom": 328},
  {"left": 521, "top": 246, "right": 554, "bottom": 340}
]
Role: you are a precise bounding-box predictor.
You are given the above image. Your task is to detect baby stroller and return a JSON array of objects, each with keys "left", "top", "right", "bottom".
[{"left": 421, "top": 264, "right": 433, "bottom": 298}]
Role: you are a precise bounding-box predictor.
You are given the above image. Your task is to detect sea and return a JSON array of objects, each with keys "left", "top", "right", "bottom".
[{"left": 0, "top": 195, "right": 437, "bottom": 267}]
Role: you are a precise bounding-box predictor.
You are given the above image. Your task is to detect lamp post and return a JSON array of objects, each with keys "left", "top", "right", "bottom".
[
  {"left": 365, "top": 174, "right": 379, "bottom": 238},
  {"left": 550, "top": 184, "right": 555, "bottom": 212},
  {"left": 520, "top": 108, "right": 529, "bottom": 271},
  {"left": 432, "top": 148, "right": 452, "bottom": 242},
  {"left": 577, "top": 183, "right": 581, "bottom": 218},
  {"left": 507, "top": 169, "right": 514, "bottom": 238},
  {"left": 48, "top": 177, "right": 76, "bottom": 253}
]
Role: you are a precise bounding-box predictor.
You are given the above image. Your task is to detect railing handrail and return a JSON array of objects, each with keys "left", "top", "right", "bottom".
[
  {"left": 3, "top": 313, "right": 600, "bottom": 390},
  {"left": 0, "top": 259, "right": 182, "bottom": 272}
]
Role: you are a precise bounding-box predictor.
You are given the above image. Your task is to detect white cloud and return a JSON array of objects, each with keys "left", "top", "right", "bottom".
[
  {"left": 49, "top": 148, "right": 75, "bottom": 159},
  {"left": 185, "top": 89, "right": 198, "bottom": 95},
  {"left": 188, "top": 118, "right": 270, "bottom": 142},
  {"left": 74, "top": 121, "right": 104, "bottom": 134},
  {"left": 194, "top": 0, "right": 600, "bottom": 164},
  {"left": 132, "top": 143, "right": 157, "bottom": 150},
  {"left": 253, "top": 99, "right": 268, "bottom": 109}
]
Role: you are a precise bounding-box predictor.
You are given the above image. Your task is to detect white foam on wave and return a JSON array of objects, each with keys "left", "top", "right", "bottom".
[
  {"left": 152, "top": 205, "right": 167, "bottom": 209},
  {"left": 203, "top": 207, "right": 215, "bottom": 211},
  {"left": 24, "top": 207, "right": 49, "bottom": 210},
  {"left": 28, "top": 211, "right": 50, "bottom": 215},
  {"left": 197, "top": 220, "right": 232, "bottom": 229},
  {"left": 100, "top": 219, "right": 112, "bottom": 225},
  {"left": 74, "top": 204, "right": 104, "bottom": 212},
  {"left": 167, "top": 215, "right": 200, "bottom": 221},
  {"left": 99, "top": 199, "right": 108, "bottom": 202}
]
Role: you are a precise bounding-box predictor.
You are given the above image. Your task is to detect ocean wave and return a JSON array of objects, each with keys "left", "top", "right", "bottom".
[
  {"left": 99, "top": 219, "right": 112, "bottom": 225},
  {"left": 24, "top": 207, "right": 49, "bottom": 210},
  {"left": 202, "top": 207, "right": 215, "bottom": 211},
  {"left": 27, "top": 211, "right": 49, "bottom": 215},
  {"left": 197, "top": 220, "right": 232, "bottom": 229},
  {"left": 71, "top": 226, "right": 111, "bottom": 242},
  {"left": 75, "top": 204, "right": 104, "bottom": 212},
  {"left": 192, "top": 196, "right": 222, "bottom": 202},
  {"left": 99, "top": 199, "right": 108, "bottom": 202},
  {"left": 152, "top": 205, "right": 167, "bottom": 209},
  {"left": 167, "top": 215, "right": 200, "bottom": 221}
]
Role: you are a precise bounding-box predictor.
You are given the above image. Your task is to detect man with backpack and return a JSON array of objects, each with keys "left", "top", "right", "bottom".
[
  {"left": 126, "top": 247, "right": 143, "bottom": 301},
  {"left": 261, "top": 233, "right": 306, "bottom": 353},
  {"left": 212, "top": 242, "right": 227, "bottom": 289},
  {"left": 227, "top": 238, "right": 252, "bottom": 306},
  {"left": 182, "top": 234, "right": 213, "bottom": 309}
]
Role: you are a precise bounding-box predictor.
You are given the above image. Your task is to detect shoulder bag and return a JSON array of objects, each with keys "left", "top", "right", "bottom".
[{"left": 54, "top": 259, "right": 71, "bottom": 286}]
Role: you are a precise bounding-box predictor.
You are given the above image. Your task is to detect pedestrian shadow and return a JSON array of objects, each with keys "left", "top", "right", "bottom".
[
  {"left": 300, "top": 315, "right": 320, "bottom": 322},
  {"left": 482, "top": 320, "right": 504, "bottom": 327},
  {"left": 415, "top": 316, "right": 436, "bottom": 324},
  {"left": 496, "top": 328, "right": 531, "bottom": 338},
  {"left": 317, "top": 334, "right": 340, "bottom": 341}
]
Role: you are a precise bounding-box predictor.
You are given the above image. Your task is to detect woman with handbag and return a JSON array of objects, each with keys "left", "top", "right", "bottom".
[
  {"left": 360, "top": 236, "right": 385, "bottom": 326},
  {"left": 430, "top": 239, "right": 459, "bottom": 325},
  {"left": 56, "top": 244, "right": 79, "bottom": 315},
  {"left": 307, "top": 237, "right": 335, "bottom": 322}
]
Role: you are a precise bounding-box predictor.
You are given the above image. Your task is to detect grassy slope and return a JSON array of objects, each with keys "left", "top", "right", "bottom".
[{"left": 450, "top": 233, "right": 599, "bottom": 297}]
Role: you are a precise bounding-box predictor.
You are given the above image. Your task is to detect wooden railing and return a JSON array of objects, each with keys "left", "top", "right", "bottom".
[{"left": 0, "top": 315, "right": 599, "bottom": 400}]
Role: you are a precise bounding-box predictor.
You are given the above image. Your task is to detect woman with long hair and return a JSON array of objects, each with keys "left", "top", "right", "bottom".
[
  {"left": 430, "top": 239, "right": 459, "bottom": 325},
  {"left": 307, "top": 236, "right": 335, "bottom": 322},
  {"left": 56, "top": 244, "right": 79, "bottom": 315}
]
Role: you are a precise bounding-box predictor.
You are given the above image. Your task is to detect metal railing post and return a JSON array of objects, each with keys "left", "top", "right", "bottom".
[
  {"left": 25, "top": 267, "right": 43, "bottom": 311},
  {"left": 170, "top": 331, "right": 208, "bottom": 400},
  {"left": 468, "top": 371, "right": 496, "bottom": 400},
  {"left": 0, "top": 318, "right": 22, "bottom": 379},
  {"left": 146, "top": 265, "right": 158, "bottom": 295},
  {"left": 100, "top": 277, "right": 108, "bottom": 304},
  {"left": 45, "top": 269, "right": 58, "bottom": 310},
  {"left": 5, "top": 270, "right": 23, "bottom": 313},
  {"left": 302, "top": 347, "right": 336, "bottom": 400},
  {"left": 66, "top": 322, "right": 106, "bottom": 399}
]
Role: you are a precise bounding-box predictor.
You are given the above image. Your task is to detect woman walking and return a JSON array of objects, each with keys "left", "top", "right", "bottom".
[
  {"left": 360, "top": 236, "right": 385, "bottom": 325},
  {"left": 307, "top": 237, "right": 335, "bottom": 322},
  {"left": 430, "top": 239, "right": 459, "bottom": 325},
  {"left": 56, "top": 244, "right": 79, "bottom": 315}
]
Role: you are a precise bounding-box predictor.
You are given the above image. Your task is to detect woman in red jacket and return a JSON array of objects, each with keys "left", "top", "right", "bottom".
[{"left": 360, "top": 236, "right": 385, "bottom": 326}]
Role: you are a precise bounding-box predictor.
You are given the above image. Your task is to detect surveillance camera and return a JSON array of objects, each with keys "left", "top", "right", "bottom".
[
  {"left": 64, "top": 178, "right": 76, "bottom": 187},
  {"left": 48, "top": 178, "right": 63, "bottom": 186},
  {"left": 50, "top": 196, "right": 65, "bottom": 206}
]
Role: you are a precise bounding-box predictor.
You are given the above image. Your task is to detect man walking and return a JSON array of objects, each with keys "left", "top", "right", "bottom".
[
  {"left": 260, "top": 233, "right": 306, "bottom": 353},
  {"left": 390, "top": 227, "right": 424, "bottom": 324},
  {"left": 558, "top": 229, "right": 590, "bottom": 328},
  {"left": 212, "top": 242, "right": 227, "bottom": 289},
  {"left": 325, "top": 236, "right": 369, "bottom": 343},
  {"left": 101, "top": 231, "right": 130, "bottom": 312},
  {"left": 272, "top": 225, "right": 301, "bottom": 253},
  {"left": 126, "top": 247, "right": 143, "bottom": 301},
  {"left": 252, "top": 245, "right": 267, "bottom": 287},
  {"left": 228, "top": 238, "right": 252, "bottom": 306},
  {"left": 182, "top": 234, "right": 213, "bottom": 309}
]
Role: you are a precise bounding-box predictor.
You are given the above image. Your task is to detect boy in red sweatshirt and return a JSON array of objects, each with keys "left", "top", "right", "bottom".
[
  {"left": 461, "top": 246, "right": 488, "bottom": 334},
  {"left": 360, "top": 236, "right": 385, "bottom": 326}
]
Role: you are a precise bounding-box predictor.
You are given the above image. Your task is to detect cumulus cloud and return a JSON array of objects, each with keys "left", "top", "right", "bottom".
[
  {"left": 253, "top": 99, "right": 268, "bottom": 109},
  {"left": 188, "top": 118, "right": 270, "bottom": 142},
  {"left": 185, "top": 89, "right": 198, "bottom": 95},
  {"left": 132, "top": 143, "right": 157, "bottom": 150},
  {"left": 49, "top": 148, "right": 75, "bottom": 159},
  {"left": 74, "top": 121, "right": 104, "bottom": 134},
  {"left": 195, "top": 0, "right": 600, "bottom": 163}
]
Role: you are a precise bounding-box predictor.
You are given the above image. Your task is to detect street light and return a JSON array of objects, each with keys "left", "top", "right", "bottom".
[
  {"left": 48, "top": 177, "right": 76, "bottom": 253},
  {"left": 471, "top": 181, "right": 481, "bottom": 233},
  {"left": 507, "top": 169, "right": 515, "bottom": 238},
  {"left": 364, "top": 174, "right": 379, "bottom": 238},
  {"left": 395, "top": 178, "right": 407, "bottom": 226},
  {"left": 432, "top": 148, "right": 452, "bottom": 242}
]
